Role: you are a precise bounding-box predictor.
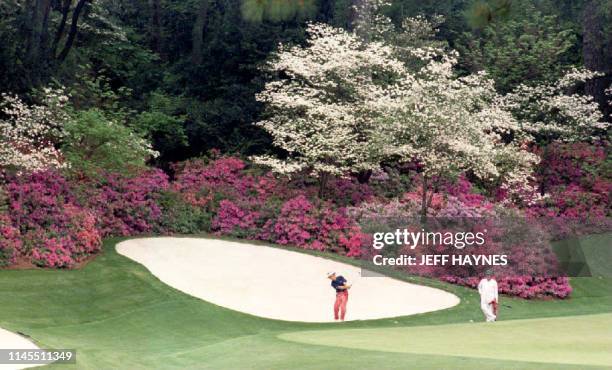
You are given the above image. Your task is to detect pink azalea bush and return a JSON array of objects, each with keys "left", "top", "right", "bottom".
[
  {"left": 211, "top": 199, "right": 260, "bottom": 237},
  {"left": 442, "top": 276, "right": 572, "bottom": 299},
  {"left": 29, "top": 205, "right": 101, "bottom": 268},
  {"left": 78, "top": 169, "right": 169, "bottom": 236},
  {"left": 326, "top": 177, "right": 374, "bottom": 206},
  {"left": 531, "top": 142, "right": 610, "bottom": 218},
  {"left": 4, "top": 171, "right": 102, "bottom": 268},
  {"left": 526, "top": 142, "right": 611, "bottom": 238},
  {"left": 258, "top": 195, "right": 367, "bottom": 256},
  {"left": 172, "top": 157, "right": 259, "bottom": 207},
  {"left": 0, "top": 213, "right": 21, "bottom": 266},
  {"left": 171, "top": 158, "right": 369, "bottom": 256}
]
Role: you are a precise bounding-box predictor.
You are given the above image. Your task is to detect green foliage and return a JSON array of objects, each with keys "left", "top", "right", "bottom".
[
  {"left": 157, "top": 191, "right": 212, "bottom": 234},
  {"left": 465, "top": 0, "right": 513, "bottom": 29},
  {"left": 132, "top": 92, "right": 189, "bottom": 163},
  {"left": 0, "top": 248, "right": 13, "bottom": 267},
  {"left": 241, "top": 0, "right": 317, "bottom": 22},
  {"left": 62, "top": 109, "right": 157, "bottom": 176},
  {"left": 457, "top": 7, "right": 577, "bottom": 92},
  {"left": 64, "top": 68, "right": 135, "bottom": 117}
]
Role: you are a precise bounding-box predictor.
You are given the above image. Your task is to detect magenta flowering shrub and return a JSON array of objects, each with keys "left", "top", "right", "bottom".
[
  {"left": 351, "top": 179, "right": 574, "bottom": 299},
  {"left": 525, "top": 142, "right": 611, "bottom": 237},
  {"left": 0, "top": 213, "right": 21, "bottom": 266},
  {"left": 535, "top": 142, "right": 608, "bottom": 189},
  {"left": 437, "top": 196, "right": 494, "bottom": 218},
  {"left": 29, "top": 204, "right": 101, "bottom": 268},
  {"left": 264, "top": 195, "right": 320, "bottom": 248},
  {"left": 80, "top": 169, "right": 169, "bottom": 236},
  {"left": 531, "top": 142, "right": 610, "bottom": 218},
  {"left": 211, "top": 199, "right": 260, "bottom": 237},
  {"left": 326, "top": 177, "right": 374, "bottom": 206},
  {"left": 171, "top": 158, "right": 369, "bottom": 255},
  {"left": 534, "top": 184, "right": 608, "bottom": 218},
  {"left": 172, "top": 157, "right": 256, "bottom": 207},
  {"left": 6, "top": 171, "right": 76, "bottom": 231},
  {"left": 259, "top": 195, "right": 368, "bottom": 256},
  {"left": 434, "top": 191, "right": 572, "bottom": 299},
  {"left": 4, "top": 171, "right": 102, "bottom": 268},
  {"left": 442, "top": 276, "right": 572, "bottom": 299}
]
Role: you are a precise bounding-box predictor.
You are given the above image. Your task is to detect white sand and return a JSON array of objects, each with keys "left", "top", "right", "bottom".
[
  {"left": 0, "top": 328, "right": 40, "bottom": 370},
  {"left": 117, "top": 237, "right": 459, "bottom": 322}
]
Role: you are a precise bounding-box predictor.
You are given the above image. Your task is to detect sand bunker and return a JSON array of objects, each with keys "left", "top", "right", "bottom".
[
  {"left": 117, "top": 237, "right": 459, "bottom": 322},
  {"left": 0, "top": 328, "right": 39, "bottom": 370}
]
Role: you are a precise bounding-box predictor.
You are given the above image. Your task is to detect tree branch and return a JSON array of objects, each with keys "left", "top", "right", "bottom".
[
  {"left": 52, "top": 0, "right": 72, "bottom": 58},
  {"left": 57, "top": 0, "right": 89, "bottom": 62}
]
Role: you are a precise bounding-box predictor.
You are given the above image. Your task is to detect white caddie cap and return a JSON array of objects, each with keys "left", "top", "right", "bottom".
[{"left": 327, "top": 272, "right": 336, "bottom": 277}]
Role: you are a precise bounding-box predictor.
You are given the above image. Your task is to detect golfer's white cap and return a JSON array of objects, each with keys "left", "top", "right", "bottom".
[{"left": 327, "top": 272, "right": 336, "bottom": 277}]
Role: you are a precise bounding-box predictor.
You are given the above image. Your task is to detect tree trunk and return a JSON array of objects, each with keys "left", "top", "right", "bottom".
[
  {"left": 192, "top": 0, "right": 210, "bottom": 65},
  {"left": 582, "top": 0, "right": 611, "bottom": 119},
  {"left": 421, "top": 174, "right": 428, "bottom": 222},
  {"left": 52, "top": 0, "right": 72, "bottom": 58},
  {"left": 57, "top": 0, "right": 89, "bottom": 62},
  {"left": 25, "top": 0, "right": 52, "bottom": 71},
  {"left": 318, "top": 172, "right": 330, "bottom": 199},
  {"left": 148, "top": 0, "right": 163, "bottom": 55},
  {"left": 319, "top": 0, "right": 334, "bottom": 22}
]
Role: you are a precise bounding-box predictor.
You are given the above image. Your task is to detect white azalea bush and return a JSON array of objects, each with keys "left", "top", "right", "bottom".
[{"left": 0, "top": 88, "right": 68, "bottom": 173}]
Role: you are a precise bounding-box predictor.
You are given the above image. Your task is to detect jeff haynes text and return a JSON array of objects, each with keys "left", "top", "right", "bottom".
[{"left": 372, "top": 254, "right": 508, "bottom": 266}]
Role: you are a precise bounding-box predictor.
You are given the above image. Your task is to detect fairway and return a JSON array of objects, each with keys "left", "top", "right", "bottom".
[{"left": 279, "top": 313, "right": 612, "bottom": 367}]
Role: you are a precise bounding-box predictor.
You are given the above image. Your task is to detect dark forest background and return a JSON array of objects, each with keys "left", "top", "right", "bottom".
[{"left": 1, "top": 0, "right": 610, "bottom": 166}]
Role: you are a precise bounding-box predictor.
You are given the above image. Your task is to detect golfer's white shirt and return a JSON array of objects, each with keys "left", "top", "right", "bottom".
[{"left": 478, "top": 278, "right": 498, "bottom": 304}]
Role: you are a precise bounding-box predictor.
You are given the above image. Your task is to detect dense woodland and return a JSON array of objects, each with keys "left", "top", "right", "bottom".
[{"left": 1, "top": 0, "right": 610, "bottom": 166}]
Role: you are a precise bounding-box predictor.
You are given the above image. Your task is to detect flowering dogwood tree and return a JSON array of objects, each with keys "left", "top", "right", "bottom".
[
  {"left": 0, "top": 89, "right": 67, "bottom": 174},
  {"left": 500, "top": 68, "right": 609, "bottom": 142},
  {"left": 253, "top": 23, "right": 411, "bottom": 195},
  {"left": 378, "top": 49, "right": 540, "bottom": 217}
]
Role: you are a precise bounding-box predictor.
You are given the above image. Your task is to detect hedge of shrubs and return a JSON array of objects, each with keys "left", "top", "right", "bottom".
[{"left": 0, "top": 142, "right": 609, "bottom": 299}]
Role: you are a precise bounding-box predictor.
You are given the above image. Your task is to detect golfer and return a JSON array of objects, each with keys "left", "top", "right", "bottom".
[
  {"left": 478, "top": 271, "right": 499, "bottom": 322},
  {"left": 327, "top": 272, "right": 351, "bottom": 321}
]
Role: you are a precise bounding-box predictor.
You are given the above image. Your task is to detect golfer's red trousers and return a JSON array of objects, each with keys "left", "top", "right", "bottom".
[{"left": 334, "top": 291, "right": 348, "bottom": 320}]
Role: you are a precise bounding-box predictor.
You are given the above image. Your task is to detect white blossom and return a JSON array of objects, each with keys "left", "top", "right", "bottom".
[
  {"left": 501, "top": 67, "right": 609, "bottom": 141},
  {"left": 0, "top": 89, "right": 68, "bottom": 173},
  {"left": 253, "top": 23, "right": 406, "bottom": 177}
]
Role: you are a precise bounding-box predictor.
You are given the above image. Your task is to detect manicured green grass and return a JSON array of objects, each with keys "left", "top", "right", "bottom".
[
  {"left": 0, "top": 235, "right": 610, "bottom": 369},
  {"left": 279, "top": 313, "right": 612, "bottom": 367}
]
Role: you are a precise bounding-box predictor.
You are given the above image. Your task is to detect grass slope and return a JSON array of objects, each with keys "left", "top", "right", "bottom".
[{"left": 0, "top": 235, "right": 610, "bottom": 369}]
